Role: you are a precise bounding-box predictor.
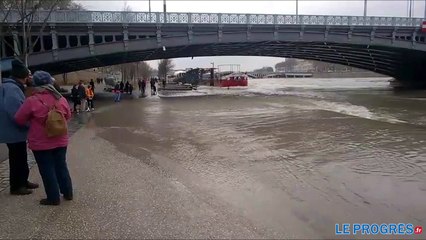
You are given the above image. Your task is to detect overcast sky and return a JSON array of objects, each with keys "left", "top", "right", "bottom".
[{"left": 76, "top": 0, "right": 426, "bottom": 71}]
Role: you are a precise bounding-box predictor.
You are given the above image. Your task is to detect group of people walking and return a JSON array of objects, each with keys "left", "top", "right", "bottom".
[
  {"left": 0, "top": 59, "right": 73, "bottom": 206},
  {"left": 111, "top": 78, "right": 158, "bottom": 102},
  {"left": 113, "top": 81, "right": 133, "bottom": 102},
  {"left": 137, "top": 78, "right": 158, "bottom": 96},
  {"left": 70, "top": 79, "right": 95, "bottom": 113}
]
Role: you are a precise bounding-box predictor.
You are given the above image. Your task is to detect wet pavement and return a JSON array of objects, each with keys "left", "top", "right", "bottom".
[
  {"left": 0, "top": 144, "right": 7, "bottom": 163},
  {"left": 0, "top": 85, "right": 118, "bottom": 193}
]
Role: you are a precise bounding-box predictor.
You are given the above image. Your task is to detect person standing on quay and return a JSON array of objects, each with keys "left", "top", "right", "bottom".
[
  {"left": 70, "top": 84, "right": 81, "bottom": 113},
  {"left": 129, "top": 83, "right": 133, "bottom": 95},
  {"left": 141, "top": 79, "right": 146, "bottom": 96},
  {"left": 89, "top": 79, "right": 95, "bottom": 92},
  {"left": 114, "top": 82, "right": 122, "bottom": 102},
  {"left": 119, "top": 81, "right": 124, "bottom": 93},
  {"left": 150, "top": 77, "right": 157, "bottom": 95},
  {"left": 0, "top": 59, "right": 39, "bottom": 195},
  {"left": 15, "top": 71, "right": 73, "bottom": 205},
  {"left": 77, "top": 80, "right": 86, "bottom": 112},
  {"left": 86, "top": 85, "right": 95, "bottom": 111},
  {"left": 124, "top": 81, "right": 130, "bottom": 94}
]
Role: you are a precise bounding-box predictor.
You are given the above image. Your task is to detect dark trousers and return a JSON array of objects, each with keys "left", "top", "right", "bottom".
[
  {"left": 73, "top": 98, "right": 81, "bottom": 112},
  {"left": 33, "top": 147, "right": 73, "bottom": 202},
  {"left": 6, "top": 142, "right": 29, "bottom": 191},
  {"left": 87, "top": 99, "right": 94, "bottom": 109}
]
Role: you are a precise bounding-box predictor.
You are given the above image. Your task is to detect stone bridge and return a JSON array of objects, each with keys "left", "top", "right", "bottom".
[{"left": 1, "top": 11, "right": 426, "bottom": 87}]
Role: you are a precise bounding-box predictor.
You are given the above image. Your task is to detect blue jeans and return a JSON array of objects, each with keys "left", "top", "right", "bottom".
[
  {"left": 33, "top": 147, "right": 73, "bottom": 202},
  {"left": 114, "top": 91, "right": 121, "bottom": 102}
]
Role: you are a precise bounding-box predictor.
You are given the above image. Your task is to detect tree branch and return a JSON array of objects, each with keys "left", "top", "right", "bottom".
[
  {"left": 0, "top": 1, "right": 13, "bottom": 24},
  {"left": 1, "top": 37, "right": 21, "bottom": 57}
]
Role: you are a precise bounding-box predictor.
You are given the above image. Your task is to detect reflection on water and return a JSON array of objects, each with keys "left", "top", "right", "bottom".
[{"left": 93, "top": 78, "right": 426, "bottom": 238}]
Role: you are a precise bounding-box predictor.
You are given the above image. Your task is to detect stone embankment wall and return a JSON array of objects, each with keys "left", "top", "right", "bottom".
[{"left": 53, "top": 69, "right": 102, "bottom": 85}]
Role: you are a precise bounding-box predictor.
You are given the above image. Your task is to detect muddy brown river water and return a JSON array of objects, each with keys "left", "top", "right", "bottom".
[{"left": 91, "top": 78, "right": 426, "bottom": 238}]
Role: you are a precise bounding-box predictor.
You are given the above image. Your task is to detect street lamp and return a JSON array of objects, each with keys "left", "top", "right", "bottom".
[
  {"left": 424, "top": 0, "right": 426, "bottom": 19},
  {"left": 424, "top": 0, "right": 426, "bottom": 18},
  {"left": 163, "top": 0, "right": 166, "bottom": 23},
  {"left": 296, "top": 0, "right": 299, "bottom": 17},
  {"left": 364, "top": 0, "right": 367, "bottom": 17},
  {"left": 148, "top": 0, "right": 151, "bottom": 22}
]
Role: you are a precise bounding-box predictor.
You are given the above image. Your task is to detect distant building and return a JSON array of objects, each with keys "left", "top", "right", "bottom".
[{"left": 293, "top": 60, "right": 315, "bottom": 72}]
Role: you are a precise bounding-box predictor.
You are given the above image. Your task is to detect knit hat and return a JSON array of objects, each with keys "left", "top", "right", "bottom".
[
  {"left": 11, "top": 59, "right": 30, "bottom": 79},
  {"left": 32, "top": 71, "right": 54, "bottom": 87}
]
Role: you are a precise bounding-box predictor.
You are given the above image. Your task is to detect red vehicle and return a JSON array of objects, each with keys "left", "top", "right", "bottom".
[{"left": 219, "top": 74, "right": 248, "bottom": 87}]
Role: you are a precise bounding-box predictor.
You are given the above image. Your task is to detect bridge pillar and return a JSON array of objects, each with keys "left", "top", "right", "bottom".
[
  {"left": 1, "top": 36, "right": 6, "bottom": 58},
  {"left": 188, "top": 25, "right": 193, "bottom": 44},
  {"left": 156, "top": 25, "right": 162, "bottom": 46},
  {"left": 28, "top": 34, "right": 33, "bottom": 54},
  {"left": 348, "top": 26, "right": 353, "bottom": 40},
  {"left": 123, "top": 24, "right": 129, "bottom": 51},
  {"left": 40, "top": 34, "right": 45, "bottom": 52},
  {"left": 391, "top": 27, "right": 397, "bottom": 45},
  {"left": 65, "top": 35, "right": 70, "bottom": 48},
  {"left": 87, "top": 25, "right": 95, "bottom": 55},
  {"left": 12, "top": 31, "right": 20, "bottom": 57},
  {"left": 1, "top": 38, "right": 4, "bottom": 58},
  {"left": 324, "top": 26, "right": 330, "bottom": 41},
  {"left": 77, "top": 35, "right": 81, "bottom": 47},
  {"left": 246, "top": 25, "right": 251, "bottom": 41},
  {"left": 370, "top": 27, "right": 376, "bottom": 42},
  {"left": 218, "top": 25, "right": 223, "bottom": 43},
  {"left": 412, "top": 30, "right": 417, "bottom": 47},
  {"left": 50, "top": 25, "right": 59, "bottom": 60},
  {"left": 274, "top": 25, "right": 279, "bottom": 41},
  {"left": 299, "top": 25, "right": 305, "bottom": 40}
]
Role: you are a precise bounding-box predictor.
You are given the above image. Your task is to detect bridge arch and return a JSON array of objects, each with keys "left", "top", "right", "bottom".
[
  {"left": 27, "top": 31, "right": 425, "bottom": 86},
  {"left": 2, "top": 11, "right": 426, "bottom": 87}
]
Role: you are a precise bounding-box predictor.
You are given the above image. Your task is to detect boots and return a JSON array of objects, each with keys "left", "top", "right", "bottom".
[
  {"left": 26, "top": 181, "right": 39, "bottom": 189},
  {"left": 39, "top": 199, "right": 60, "bottom": 206},
  {"left": 10, "top": 187, "right": 32, "bottom": 195}
]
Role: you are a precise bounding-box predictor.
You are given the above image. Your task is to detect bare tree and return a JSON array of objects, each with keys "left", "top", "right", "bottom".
[
  {"left": 158, "top": 59, "right": 174, "bottom": 81},
  {"left": 138, "top": 61, "right": 152, "bottom": 80},
  {"left": 122, "top": 1, "right": 132, "bottom": 12},
  {"left": 0, "top": 0, "right": 83, "bottom": 66}
]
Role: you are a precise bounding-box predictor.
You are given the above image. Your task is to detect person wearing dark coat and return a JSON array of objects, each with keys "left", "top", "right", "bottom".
[
  {"left": 77, "top": 80, "right": 86, "bottom": 112},
  {"left": 129, "top": 83, "right": 133, "bottom": 95},
  {"left": 0, "top": 59, "right": 39, "bottom": 195},
  {"left": 114, "top": 83, "right": 122, "bottom": 102},
  {"left": 141, "top": 79, "right": 146, "bottom": 95},
  {"left": 150, "top": 78, "right": 157, "bottom": 95},
  {"left": 124, "top": 81, "right": 130, "bottom": 94},
  {"left": 119, "top": 81, "right": 124, "bottom": 92},
  {"left": 70, "top": 84, "right": 81, "bottom": 113},
  {"left": 89, "top": 79, "right": 95, "bottom": 92}
]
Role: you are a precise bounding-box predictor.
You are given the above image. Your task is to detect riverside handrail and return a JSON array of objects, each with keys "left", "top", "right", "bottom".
[{"left": 1, "top": 10, "right": 424, "bottom": 27}]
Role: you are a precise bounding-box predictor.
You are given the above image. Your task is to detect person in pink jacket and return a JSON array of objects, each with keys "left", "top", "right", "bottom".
[{"left": 15, "top": 71, "right": 73, "bottom": 206}]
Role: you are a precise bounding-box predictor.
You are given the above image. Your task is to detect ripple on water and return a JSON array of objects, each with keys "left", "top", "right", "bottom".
[{"left": 349, "top": 148, "right": 426, "bottom": 181}]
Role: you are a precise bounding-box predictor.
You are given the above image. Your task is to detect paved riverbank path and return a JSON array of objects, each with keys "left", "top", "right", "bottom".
[{"left": 0, "top": 118, "right": 273, "bottom": 239}]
